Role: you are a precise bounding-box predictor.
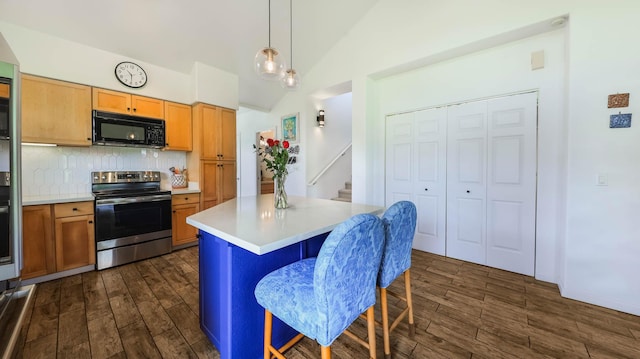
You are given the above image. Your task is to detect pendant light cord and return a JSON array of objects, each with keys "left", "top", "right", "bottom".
[
  {"left": 268, "top": 0, "right": 271, "bottom": 48},
  {"left": 289, "top": 0, "right": 293, "bottom": 68}
]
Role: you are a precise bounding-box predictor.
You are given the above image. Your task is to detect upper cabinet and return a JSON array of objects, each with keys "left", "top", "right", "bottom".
[
  {"left": 92, "top": 88, "right": 164, "bottom": 119},
  {"left": 164, "top": 101, "right": 192, "bottom": 151},
  {"left": 194, "top": 103, "right": 236, "bottom": 161},
  {"left": 22, "top": 74, "right": 92, "bottom": 146},
  {"left": 0, "top": 83, "right": 9, "bottom": 98}
]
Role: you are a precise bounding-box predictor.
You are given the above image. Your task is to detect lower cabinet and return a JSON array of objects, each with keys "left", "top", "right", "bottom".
[
  {"left": 172, "top": 193, "right": 200, "bottom": 247},
  {"left": 22, "top": 201, "right": 95, "bottom": 280},
  {"left": 201, "top": 161, "right": 236, "bottom": 210}
]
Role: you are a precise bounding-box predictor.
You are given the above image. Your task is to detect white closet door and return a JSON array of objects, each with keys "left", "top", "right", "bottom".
[
  {"left": 446, "top": 101, "right": 488, "bottom": 265},
  {"left": 385, "top": 113, "right": 414, "bottom": 204},
  {"left": 486, "top": 93, "right": 537, "bottom": 276},
  {"left": 413, "top": 108, "right": 447, "bottom": 255}
]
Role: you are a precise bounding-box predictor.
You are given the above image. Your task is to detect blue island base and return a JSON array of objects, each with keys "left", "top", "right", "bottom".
[{"left": 199, "top": 230, "right": 328, "bottom": 359}]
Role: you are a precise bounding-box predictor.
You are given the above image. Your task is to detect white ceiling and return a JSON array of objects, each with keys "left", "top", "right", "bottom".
[{"left": 0, "top": 0, "right": 379, "bottom": 111}]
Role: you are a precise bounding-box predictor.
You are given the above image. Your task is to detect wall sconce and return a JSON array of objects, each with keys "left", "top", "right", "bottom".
[{"left": 317, "top": 110, "right": 325, "bottom": 128}]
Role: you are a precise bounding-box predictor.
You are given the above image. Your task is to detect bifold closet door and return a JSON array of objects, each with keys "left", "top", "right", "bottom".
[
  {"left": 386, "top": 108, "right": 447, "bottom": 255},
  {"left": 446, "top": 101, "right": 489, "bottom": 265},
  {"left": 446, "top": 93, "right": 537, "bottom": 276},
  {"left": 485, "top": 93, "right": 537, "bottom": 276}
]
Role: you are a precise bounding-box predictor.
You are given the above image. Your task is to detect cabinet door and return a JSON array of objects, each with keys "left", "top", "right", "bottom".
[
  {"left": 172, "top": 203, "right": 200, "bottom": 246},
  {"left": 0, "top": 83, "right": 9, "bottom": 98},
  {"left": 201, "top": 161, "right": 219, "bottom": 209},
  {"left": 219, "top": 161, "right": 237, "bottom": 204},
  {"left": 22, "top": 205, "right": 55, "bottom": 279},
  {"left": 165, "top": 101, "right": 193, "bottom": 151},
  {"left": 54, "top": 214, "right": 95, "bottom": 271},
  {"left": 200, "top": 105, "right": 218, "bottom": 159},
  {"left": 219, "top": 108, "right": 236, "bottom": 160},
  {"left": 22, "top": 75, "right": 92, "bottom": 146},
  {"left": 92, "top": 88, "right": 132, "bottom": 115},
  {"left": 131, "top": 95, "right": 164, "bottom": 119}
]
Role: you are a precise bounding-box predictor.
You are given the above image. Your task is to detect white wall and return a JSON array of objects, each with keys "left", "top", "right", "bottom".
[
  {"left": 0, "top": 21, "right": 238, "bottom": 107},
  {"left": 269, "top": 0, "right": 640, "bottom": 315},
  {"left": 306, "top": 92, "right": 353, "bottom": 199}
]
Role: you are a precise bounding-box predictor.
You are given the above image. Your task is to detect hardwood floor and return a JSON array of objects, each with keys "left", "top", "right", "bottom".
[{"left": 18, "top": 247, "right": 640, "bottom": 358}]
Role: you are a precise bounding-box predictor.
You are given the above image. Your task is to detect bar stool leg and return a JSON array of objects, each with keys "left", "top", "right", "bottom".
[
  {"left": 366, "top": 305, "right": 377, "bottom": 359},
  {"left": 405, "top": 270, "right": 415, "bottom": 338},
  {"left": 380, "top": 287, "right": 391, "bottom": 359},
  {"left": 264, "top": 310, "right": 273, "bottom": 359},
  {"left": 321, "top": 345, "right": 332, "bottom": 359}
]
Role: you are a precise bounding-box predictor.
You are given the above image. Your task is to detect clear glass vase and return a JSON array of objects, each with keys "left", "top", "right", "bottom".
[{"left": 274, "top": 174, "right": 288, "bottom": 209}]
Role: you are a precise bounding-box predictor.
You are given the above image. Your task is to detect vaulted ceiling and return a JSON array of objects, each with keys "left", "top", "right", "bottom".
[{"left": 0, "top": 0, "right": 380, "bottom": 110}]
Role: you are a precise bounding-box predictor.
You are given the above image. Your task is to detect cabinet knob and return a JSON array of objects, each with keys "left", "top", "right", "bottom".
[
  {"left": 127, "top": 107, "right": 131, "bottom": 111},
  {"left": 173, "top": 210, "right": 176, "bottom": 213},
  {"left": 466, "top": 190, "right": 470, "bottom": 193},
  {"left": 133, "top": 108, "right": 137, "bottom": 112},
  {"left": 185, "top": 198, "right": 189, "bottom": 201},
  {"left": 87, "top": 137, "right": 91, "bottom": 141},
  {"left": 424, "top": 188, "right": 428, "bottom": 191},
  {"left": 72, "top": 208, "right": 78, "bottom": 211},
  {"left": 88, "top": 220, "right": 93, "bottom": 224}
]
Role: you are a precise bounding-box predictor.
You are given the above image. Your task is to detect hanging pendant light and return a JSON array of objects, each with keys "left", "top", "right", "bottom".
[
  {"left": 281, "top": 0, "right": 300, "bottom": 89},
  {"left": 255, "top": 0, "right": 286, "bottom": 80}
]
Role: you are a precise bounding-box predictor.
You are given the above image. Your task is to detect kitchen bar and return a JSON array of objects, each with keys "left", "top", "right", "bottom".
[{"left": 186, "top": 195, "right": 383, "bottom": 359}]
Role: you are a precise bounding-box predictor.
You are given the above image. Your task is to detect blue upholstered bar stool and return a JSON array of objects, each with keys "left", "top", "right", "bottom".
[
  {"left": 254, "top": 213, "right": 385, "bottom": 359},
  {"left": 377, "top": 201, "right": 417, "bottom": 359}
]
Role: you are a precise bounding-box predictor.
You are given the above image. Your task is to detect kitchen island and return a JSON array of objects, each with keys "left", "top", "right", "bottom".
[{"left": 186, "top": 195, "right": 383, "bottom": 359}]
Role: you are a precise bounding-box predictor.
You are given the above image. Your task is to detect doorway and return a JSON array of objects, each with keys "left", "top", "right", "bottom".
[{"left": 256, "top": 129, "right": 275, "bottom": 195}]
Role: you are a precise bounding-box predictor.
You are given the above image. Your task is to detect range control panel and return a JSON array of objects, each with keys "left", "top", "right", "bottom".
[{"left": 92, "top": 171, "right": 161, "bottom": 184}]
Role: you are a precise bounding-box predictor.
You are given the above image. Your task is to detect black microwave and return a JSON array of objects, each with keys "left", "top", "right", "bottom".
[{"left": 92, "top": 110, "right": 165, "bottom": 149}]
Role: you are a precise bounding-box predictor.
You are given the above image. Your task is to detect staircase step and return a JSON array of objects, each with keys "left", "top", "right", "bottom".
[
  {"left": 338, "top": 188, "right": 352, "bottom": 200},
  {"left": 331, "top": 197, "right": 351, "bottom": 202},
  {"left": 345, "top": 181, "right": 352, "bottom": 190}
]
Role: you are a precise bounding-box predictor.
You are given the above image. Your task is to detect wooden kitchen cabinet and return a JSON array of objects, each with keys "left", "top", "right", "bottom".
[
  {"left": 21, "top": 205, "right": 55, "bottom": 280},
  {"left": 164, "top": 101, "right": 193, "bottom": 151},
  {"left": 0, "top": 83, "right": 9, "bottom": 98},
  {"left": 21, "top": 74, "right": 92, "bottom": 146},
  {"left": 92, "top": 87, "right": 164, "bottom": 119},
  {"left": 193, "top": 103, "right": 236, "bottom": 160},
  {"left": 21, "top": 201, "right": 95, "bottom": 280},
  {"left": 188, "top": 103, "right": 237, "bottom": 210},
  {"left": 201, "top": 161, "right": 236, "bottom": 209},
  {"left": 171, "top": 193, "right": 200, "bottom": 246},
  {"left": 54, "top": 202, "right": 95, "bottom": 271}
]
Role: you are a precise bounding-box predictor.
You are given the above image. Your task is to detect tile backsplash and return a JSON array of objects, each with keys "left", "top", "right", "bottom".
[{"left": 22, "top": 145, "right": 187, "bottom": 196}]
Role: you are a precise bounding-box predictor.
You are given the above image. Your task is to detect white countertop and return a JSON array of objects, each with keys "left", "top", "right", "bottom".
[
  {"left": 23, "top": 193, "right": 95, "bottom": 206},
  {"left": 186, "top": 195, "right": 384, "bottom": 255},
  {"left": 171, "top": 188, "right": 201, "bottom": 195}
]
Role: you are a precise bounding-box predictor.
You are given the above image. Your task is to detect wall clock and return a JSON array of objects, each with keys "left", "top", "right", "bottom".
[{"left": 115, "top": 61, "right": 147, "bottom": 88}]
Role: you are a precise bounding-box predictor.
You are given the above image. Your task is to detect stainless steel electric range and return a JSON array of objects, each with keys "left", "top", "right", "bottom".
[{"left": 92, "top": 171, "right": 172, "bottom": 270}]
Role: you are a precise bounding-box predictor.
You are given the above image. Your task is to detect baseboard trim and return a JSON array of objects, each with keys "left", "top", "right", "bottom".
[{"left": 21, "top": 264, "right": 95, "bottom": 285}]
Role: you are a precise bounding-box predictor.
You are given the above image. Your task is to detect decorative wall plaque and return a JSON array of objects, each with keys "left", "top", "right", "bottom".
[
  {"left": 610, "top": 113, "right": 632, "bottom": 128},
  {"left": 608, "top": 93, "right": 629, "bottom": 108}
]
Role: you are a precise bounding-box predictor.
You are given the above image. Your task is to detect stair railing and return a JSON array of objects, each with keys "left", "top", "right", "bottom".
[{"left": 307, "top": 142, "right": 352, "bottom": 186}]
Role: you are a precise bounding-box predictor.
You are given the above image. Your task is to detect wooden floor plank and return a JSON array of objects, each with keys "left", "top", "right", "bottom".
[{"left": 18, "top": 246, "right": 640, "bottom": 359}]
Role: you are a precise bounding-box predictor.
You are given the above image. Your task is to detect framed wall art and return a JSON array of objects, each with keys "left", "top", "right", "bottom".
[{"left": 281, "top": 113, "right": 299, "bottom": 143}]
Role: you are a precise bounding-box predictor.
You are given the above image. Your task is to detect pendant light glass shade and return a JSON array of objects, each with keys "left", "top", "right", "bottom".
[
  {"left": 254, "top": 0, "right": 285, "bottom": 80},
  {"left": 255, "top": 47, "right": 285, "bottom": 79},
  {"left": 281, "top": 69, "right": 300, "bottom": 89},
  {"left": 281, "top": 0, "right": 300, "bottom": 90}
]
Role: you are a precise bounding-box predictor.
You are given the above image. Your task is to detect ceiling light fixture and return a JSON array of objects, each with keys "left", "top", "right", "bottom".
[
  {"left": 254, "top": 0, "right": 285, "bottom": 80},
  {"left": 281, "top": 0, "right": 300, "bottom": 90}
]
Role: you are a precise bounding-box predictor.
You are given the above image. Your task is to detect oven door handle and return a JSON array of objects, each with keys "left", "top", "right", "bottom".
[{"left": 96, "top": 194, "right": 171, "bottom": 206}]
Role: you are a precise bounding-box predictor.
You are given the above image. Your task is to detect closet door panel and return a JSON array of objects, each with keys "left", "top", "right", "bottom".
[
  {"left": 446, "top": 101, "right": 488, "bottom": 265},
  {"left": 486, "top": 93, "right": 537, "bottom": 276},
  {"left": 385, "top": 113, "right": 413, "bottom": 203},
  {"left": 413, "top": 108, "right": 447, "bottom": 255}
]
